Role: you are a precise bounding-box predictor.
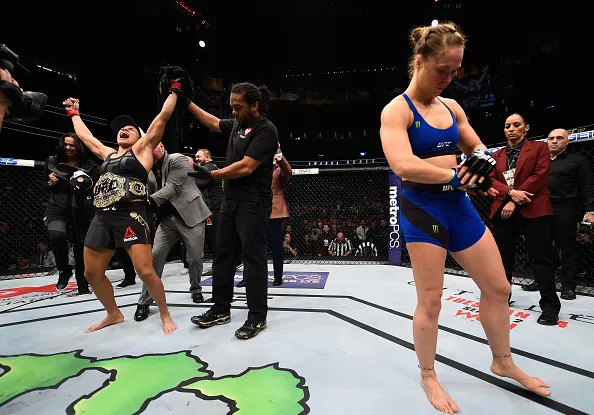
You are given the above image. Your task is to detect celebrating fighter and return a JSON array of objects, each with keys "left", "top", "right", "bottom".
[{"left": 62, "top": 82, "right": 179, "bottom": 335}]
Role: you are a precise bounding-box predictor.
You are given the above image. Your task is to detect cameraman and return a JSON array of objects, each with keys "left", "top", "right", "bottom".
[
  {"left": 547, "top": 128, "right": 594, "bottom": 300},
  {"left": 0, "top": 68, "right": 20, "bottom": 131}
]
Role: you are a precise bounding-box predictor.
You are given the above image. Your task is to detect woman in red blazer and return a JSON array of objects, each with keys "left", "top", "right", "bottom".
[{"left": 489, "top": 113, "right": 560, "bottom": 325}]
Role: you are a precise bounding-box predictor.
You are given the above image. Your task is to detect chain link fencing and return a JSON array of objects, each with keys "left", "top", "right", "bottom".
[
  {"left": 0, "top": 161, "right": 131, "bottom": 281},
  {"left": 2, "top": 133, "right": 594, "bottom": 296}
]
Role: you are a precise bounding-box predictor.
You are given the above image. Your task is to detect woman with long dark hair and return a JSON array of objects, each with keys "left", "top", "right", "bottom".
[{"left": 43, "top": 132, "right": 96, "bottom": 294}]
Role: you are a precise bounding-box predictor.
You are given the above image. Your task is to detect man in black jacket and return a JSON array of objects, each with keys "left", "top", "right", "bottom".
[
  {"left": 193, "top": 148, "right": 223, "bottom": 275},
  {"left": 545, "top": 128, "right": 594, "bottom": 300}
]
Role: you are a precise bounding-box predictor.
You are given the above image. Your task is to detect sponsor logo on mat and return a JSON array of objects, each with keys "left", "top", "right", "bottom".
[{"left": 201, "top": 271, "right": 329, "bottom": 289}]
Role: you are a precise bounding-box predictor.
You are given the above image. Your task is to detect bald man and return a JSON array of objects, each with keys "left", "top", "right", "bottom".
[{"left": 545, "top": 128, "right": 594, "bottom": 300}]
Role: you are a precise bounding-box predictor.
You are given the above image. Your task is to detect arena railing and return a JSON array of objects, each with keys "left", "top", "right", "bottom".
[{"left": 2, "top": 127, "right": 594, "bottom": 296}]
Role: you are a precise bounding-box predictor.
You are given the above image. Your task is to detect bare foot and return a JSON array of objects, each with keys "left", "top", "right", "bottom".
[
  {"left": 85, "top": 312, "right": 124, "bottom": 333},
  {"left": 421, "top": 377, "right": 459, "bottom": 414},
  {"left": 161, "top": 314, "right": 178, "bottom": 335},
  {"left": 491, "top": 361, "right": 551, "bottom": 396}
]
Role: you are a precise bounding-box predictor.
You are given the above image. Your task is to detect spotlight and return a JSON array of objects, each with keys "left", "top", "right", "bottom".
[
  {"left": 198, "top": 40, "right": 206, "bottom": 48},
  {"left": 431, "top": 19, "right": 439, "bottom": 26}
]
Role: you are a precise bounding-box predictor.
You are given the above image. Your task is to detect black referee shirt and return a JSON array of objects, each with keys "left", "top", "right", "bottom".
[{"left": 219, "top": 116, "right": 278, "bottom": 203}]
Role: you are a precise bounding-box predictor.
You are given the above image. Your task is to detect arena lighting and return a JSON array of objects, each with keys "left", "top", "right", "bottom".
[
  {"left": 431, "top": 19, "right": 439, "bottom": 26},
  {"left": 198, "top": 40, "right": 206, "bottom": 48},
  {"left": 360, "top": 152, "right": 367, "bottom": 156},
  {"left": 36, "top": 64, "right": 76, "bottom": 81},
  {"left": 174, "top": 0, "right": 198, "bottom": 16}
]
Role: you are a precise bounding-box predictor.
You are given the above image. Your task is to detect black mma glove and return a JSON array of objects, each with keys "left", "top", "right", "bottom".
[
  {"left": 169, "top": 79, "right": 183, "bottom": 93},
  {"left": 57, "top": 162, "right": 79, "bottom": 175},
  {"left": 170, "top": 79, "right": 190, "bottom": 108},
  {"left": 69, "top": 170, "right": 93, "bottom": 191},
  {"left": 460, "top": 150, "right": 496, "bottom": 178},
  {"left": 147, "top": 195, "right": 157, "bottom": 208},
  {"left": 469, "top": 175, "right": 493, "bottom": 193},
  {"left": 187, "top": 166, "right": 211, "bottom": 180}
]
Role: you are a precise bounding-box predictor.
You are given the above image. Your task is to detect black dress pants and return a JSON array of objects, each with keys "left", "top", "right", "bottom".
[
  {"left": 211, "top": 199, "right": 271, "bottom": 322},
  {"left": 492, "top": 208, "right": 561, "bottom": 315}
]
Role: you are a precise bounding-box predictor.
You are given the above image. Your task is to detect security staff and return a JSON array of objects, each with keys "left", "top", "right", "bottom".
[{"left": 545, "top": 128, "right": 594, "bottom": 300}]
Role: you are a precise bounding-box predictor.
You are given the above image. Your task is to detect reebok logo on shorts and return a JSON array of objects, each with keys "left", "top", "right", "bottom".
[{"left": 123, "top": 226, "right": 138, "bottom": 242}]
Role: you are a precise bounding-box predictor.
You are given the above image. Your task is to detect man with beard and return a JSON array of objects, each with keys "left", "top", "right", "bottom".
[{"left": 184, "top": 82, "right": 278, "bottom": 340}]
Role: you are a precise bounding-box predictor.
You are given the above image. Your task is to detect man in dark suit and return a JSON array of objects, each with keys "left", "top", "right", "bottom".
[
  {"left": 193, "top": 149, "right": 223, "bottom": 275},
  {"left": 488, "top": 113, "right": 560, "bottom": 325},
  {"left": 134, "top": 142, "right": 211, "bottom": 322}
]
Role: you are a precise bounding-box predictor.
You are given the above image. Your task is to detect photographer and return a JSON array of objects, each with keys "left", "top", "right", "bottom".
[
  {"left": 546, "top": 128, "right": 594, "bottom": 300},
  {"left": 1, "top": 44, "right": 47, "bottom": 130},
  {"left": 0, "top": 67, "right": 20, "bottom": 131}
]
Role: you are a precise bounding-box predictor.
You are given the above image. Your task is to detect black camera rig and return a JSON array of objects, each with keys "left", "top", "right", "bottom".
[{"left": 0, "top": 44, "right": 47, "bottom": 122}]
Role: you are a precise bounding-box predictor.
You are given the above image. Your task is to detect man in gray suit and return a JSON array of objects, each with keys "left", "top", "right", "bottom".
[{"left": 134, "top": 142, "right": 211, "bottom": 322}]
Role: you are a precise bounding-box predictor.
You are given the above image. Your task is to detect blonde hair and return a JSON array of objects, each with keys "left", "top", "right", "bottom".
[{"left": 407, "top": 21, "right": 467, "bottom": 79}]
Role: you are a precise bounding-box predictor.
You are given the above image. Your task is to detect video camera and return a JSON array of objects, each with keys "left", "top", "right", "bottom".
[{"left": 0, "top": 44, "right": 47, "bottom": 122}]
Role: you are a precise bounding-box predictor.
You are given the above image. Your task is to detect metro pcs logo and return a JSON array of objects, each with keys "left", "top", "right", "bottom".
[{"left": 389, "top": 185, "right": 400, "bottom": 249}]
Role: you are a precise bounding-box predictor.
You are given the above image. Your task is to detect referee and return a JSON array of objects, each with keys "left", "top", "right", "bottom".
[{"left": 184, "top": 82, "right": 278, "bottom": 340}]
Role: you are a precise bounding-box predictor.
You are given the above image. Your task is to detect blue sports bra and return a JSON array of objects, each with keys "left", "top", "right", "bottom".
[{"left": 402, "top": 93, "right": 459, "bottom": 159}]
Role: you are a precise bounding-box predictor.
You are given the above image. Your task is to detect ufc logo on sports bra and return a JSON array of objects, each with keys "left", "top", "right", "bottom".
[{"left": 436, "top": 142, "right": 452, "bottom": 148}]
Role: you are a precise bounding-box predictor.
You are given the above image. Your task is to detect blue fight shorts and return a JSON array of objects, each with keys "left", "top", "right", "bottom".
[{"left": 400, "top": 182, "right": 486, "bottom": 252}]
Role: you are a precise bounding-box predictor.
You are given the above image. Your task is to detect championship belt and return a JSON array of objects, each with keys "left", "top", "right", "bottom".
[{"left": 93, "top": 172, "right": 147, "bottom": 208}]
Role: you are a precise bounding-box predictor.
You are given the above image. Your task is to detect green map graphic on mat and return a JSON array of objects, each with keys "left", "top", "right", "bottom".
[{"left": 0, "top": 350, "right": 309, "bottom": 414}]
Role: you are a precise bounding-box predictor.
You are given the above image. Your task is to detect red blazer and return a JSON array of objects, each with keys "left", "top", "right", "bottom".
[{"left": 489, "top": 139, "right": 553, "bottom": 219}]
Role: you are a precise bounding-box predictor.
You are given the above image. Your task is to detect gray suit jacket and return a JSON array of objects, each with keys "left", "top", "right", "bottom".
[{"left": 148, "top": 152, "right": 211, "bottom": 228}]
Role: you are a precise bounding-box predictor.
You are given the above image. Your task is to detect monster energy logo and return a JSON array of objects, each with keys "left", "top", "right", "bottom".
[
  {"left": 432, "top": 225, "right": 439, "bottom": 234},
  {"left": 415, "top": 121, "right": 421, "bottom": 128}
]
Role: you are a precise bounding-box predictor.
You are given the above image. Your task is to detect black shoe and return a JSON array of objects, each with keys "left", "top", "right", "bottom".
[
  {"left": 537, "top": 313, "right": 559, "bottom": 326},
  {"left": 190, "top": 307, "right": 231, "bottom": 328},
  {"left": 235, "top": 319, "right": 267, "bottom": 340},
  {"left": 522, "top": 281, "right": 539, "bottom": 291},
  {"left": 134, "top": 304, "right": 150, "bottom": 321},
  {"left": 116, "top": 280, "right": 136, "bottom": 289},
  {"left": 202, "top": 268, "right": 213, "bottom": 277},
  {"left": 56, "top": 269, "right": 72, "bottom": 290},
  {"left": 560, "top": 288, "right": 576, "bottom": 300},
  {"left": 237, "top": 279, "right": 246, "bottom": 288},
  {"left": 192, "top": 292, "right": 204, "bottom": 303},
  {"left": 78, "top": 287, "right": 91, "bottom": 295},
  {"left": 273, "top": 280, "right": 283, "bottom": 286}
]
